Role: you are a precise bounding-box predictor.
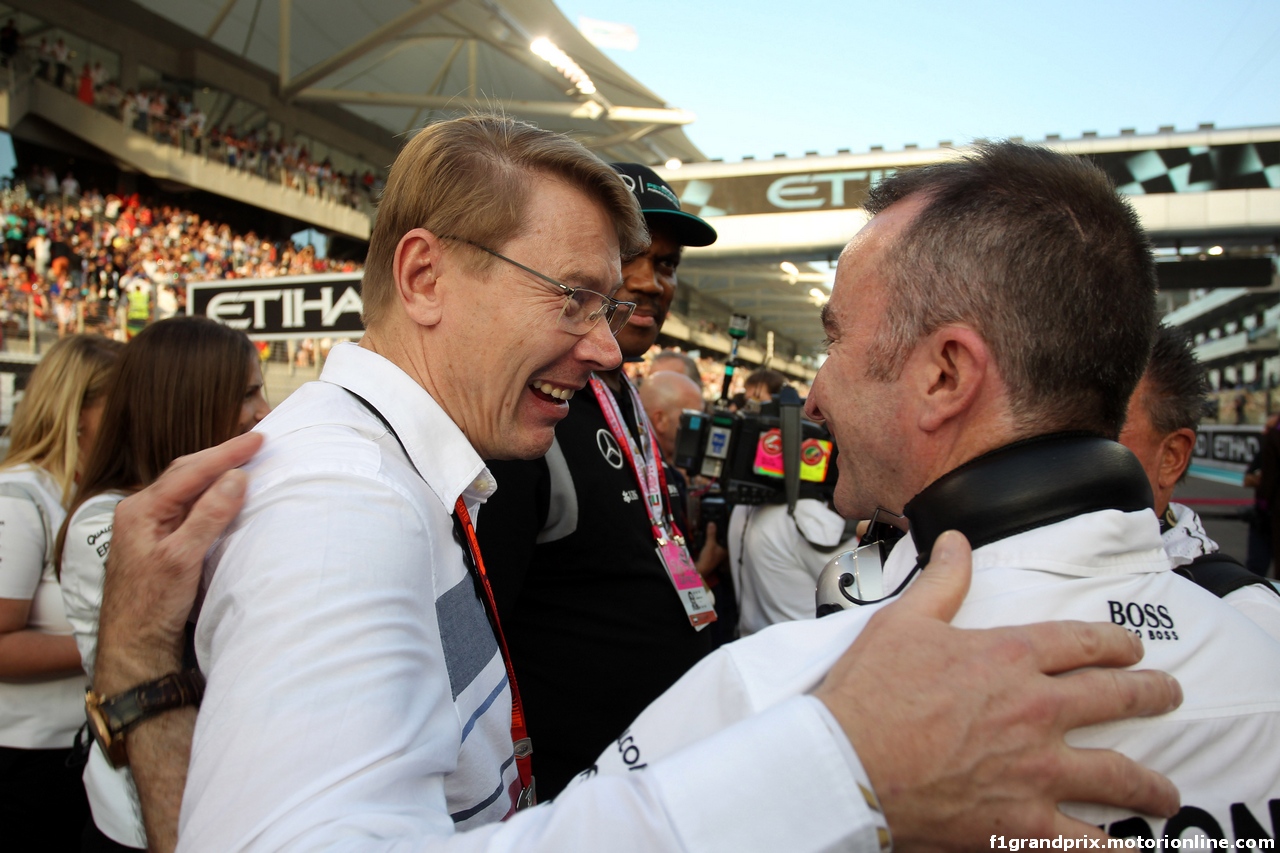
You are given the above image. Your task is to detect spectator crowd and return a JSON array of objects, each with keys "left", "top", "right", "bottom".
[
  {"left": 10, "top": 22, "right": 382, "bottom": 214},
  {"left": 0, "top": 167, "right": 361, "bottom": 346}
]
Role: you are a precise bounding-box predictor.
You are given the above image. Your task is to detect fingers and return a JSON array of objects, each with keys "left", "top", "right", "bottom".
[
  {"left": 886, "top": 529, "right": 972, "bottom": 623},
  {"left": 140, "top": 432, "right": 264, "bottom": 514},
  {"left": 1049, "top": 811, "right": 1117, "bottom": 845},
  {"left": 1054, "top": 746, "right": 1181, "bottom": 819},
  {"left": 1053, "top": 666, "right": 1183, "bottom": 730},
  {"left": 1015, "top": 620, "right": 1147, "bottom": 675},
  {"left": 160, "top": 469, "right": 250, "bottom": 570}
]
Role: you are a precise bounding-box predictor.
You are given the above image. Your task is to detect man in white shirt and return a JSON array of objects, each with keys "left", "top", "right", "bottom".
[
  {"left": 1119, "top": 324, "right": 1280, "bottom": 641},
  {"left": 89, "top": 120, "right": 1181, "bottom": 852},
  {"left": 586, "top": 142, "right": 1280, "bottom": 844},
  {"left": 729, "top": 498, "right": 858, "bottom": 635}
]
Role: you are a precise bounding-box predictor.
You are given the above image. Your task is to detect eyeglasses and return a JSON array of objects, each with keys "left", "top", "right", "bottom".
[
  {"left": 815, "top": 508, "right": 913, "bottom": 614},
  {"left": 442, "top": 236, "right": 636, "bottom": 336}
]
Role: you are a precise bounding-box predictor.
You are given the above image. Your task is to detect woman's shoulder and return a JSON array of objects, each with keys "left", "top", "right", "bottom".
[
  {"left": 68, "top": 491, "right": 127, "bottom": 528},
  {"left": 0, "top": 462, "right": 60, "bottom": 505}
]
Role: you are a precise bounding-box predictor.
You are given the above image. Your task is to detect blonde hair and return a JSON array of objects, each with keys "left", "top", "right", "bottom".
[
  {"left": 362, "top": 114, "right": 649, "bottom": 328},
  {"left": 2, "top": 335, "right": 124, "bottom": 507}
]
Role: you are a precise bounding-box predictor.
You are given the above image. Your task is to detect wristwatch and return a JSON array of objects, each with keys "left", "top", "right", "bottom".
[{"left": 85, "top": 670, "right": 205, "bottom": 768}]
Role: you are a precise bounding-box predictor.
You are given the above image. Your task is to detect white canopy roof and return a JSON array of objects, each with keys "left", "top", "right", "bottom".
[{"left": 128, "top": 0, "right": 705, "bottom": 166}]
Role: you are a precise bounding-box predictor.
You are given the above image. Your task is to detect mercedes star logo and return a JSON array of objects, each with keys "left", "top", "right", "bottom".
[{"left": 596, "top": 429, "right": 624, "bottom": 469}]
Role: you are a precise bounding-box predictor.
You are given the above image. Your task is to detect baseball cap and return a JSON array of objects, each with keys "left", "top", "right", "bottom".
[{"left": 611, "top": 162, "right": 717, "bottom": 248}]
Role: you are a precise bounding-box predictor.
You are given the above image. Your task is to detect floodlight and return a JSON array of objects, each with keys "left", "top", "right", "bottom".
[{"left": 530, "top": 37, "right": 597, "bottom": 95}]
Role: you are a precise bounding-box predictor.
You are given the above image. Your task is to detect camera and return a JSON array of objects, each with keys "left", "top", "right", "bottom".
[
  {"left": 673, "top": 385, "right": 840, "bottom": 511},
  {"left": 673, "top": 313, "right": 840, "bottom": 549}
]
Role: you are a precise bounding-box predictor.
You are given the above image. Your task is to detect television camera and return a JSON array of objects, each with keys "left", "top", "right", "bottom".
[{"left": 671, "top": 314, "right": 840, "bottom": 544}]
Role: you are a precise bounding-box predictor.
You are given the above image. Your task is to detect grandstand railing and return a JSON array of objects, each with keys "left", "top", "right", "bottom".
[{"left": 15, "top": 78, "right": 372, "bottom": 240}]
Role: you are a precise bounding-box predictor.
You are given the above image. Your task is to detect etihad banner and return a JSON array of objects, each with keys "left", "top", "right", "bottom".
[
  {"left": 188, "top": 273, "right": 364, "bottom": 340},
  {"left": 1191, "top": 423, "right": 1263, "bottom": 477},
  {"left": 665, "top": 141, "right": 1280, "bottom": 218}
]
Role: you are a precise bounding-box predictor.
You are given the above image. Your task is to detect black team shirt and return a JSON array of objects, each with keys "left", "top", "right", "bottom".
[{"left": 479, "top": 378, "right": 715, "bottom": 799}]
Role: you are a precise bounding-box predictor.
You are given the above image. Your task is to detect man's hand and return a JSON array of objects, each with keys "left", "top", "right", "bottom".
[
  {"left": 815, "top": 530, "right": 1182, "bottom": 848},
  {"left": 92, "top": 432, "right": 262, "bottom": 853},
  {"left": 695, "top": 522, "right": 727, "bottom": 578},
  {"left": 95, "top": 432, "right": 263, "bottom": 695}
]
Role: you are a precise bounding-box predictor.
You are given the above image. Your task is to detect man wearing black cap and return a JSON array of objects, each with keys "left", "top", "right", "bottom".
[{"left": 477, "top": 163, "right": 719, "bottom": 799}]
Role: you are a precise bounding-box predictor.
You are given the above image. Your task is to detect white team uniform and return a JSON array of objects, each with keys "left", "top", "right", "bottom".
[{"left": 576, "top": 507, "right": 1280, "bottom": 843}]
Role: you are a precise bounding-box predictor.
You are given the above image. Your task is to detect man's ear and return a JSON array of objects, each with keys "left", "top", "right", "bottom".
[
  {"left": 392, "top": 228, "right": 445, "bottom": 327},
  {"left": 916, "top": 325, "right": 989, "bottom": 433},
  {"left": 1159, "top": 428, "right": 1196, "bottom": 490}
]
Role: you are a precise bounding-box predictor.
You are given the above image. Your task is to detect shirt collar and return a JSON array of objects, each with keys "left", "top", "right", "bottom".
[
  {"left": 319, "top": 342, "right": 496, "bottom": 511},
  {"left": 884, "top": 507, "right": 1171, "bottom": 586}
]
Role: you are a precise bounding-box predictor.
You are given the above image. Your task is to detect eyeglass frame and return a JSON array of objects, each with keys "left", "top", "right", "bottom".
[{"left": 439, "top": 235, "right": 636, "bottom": 336}]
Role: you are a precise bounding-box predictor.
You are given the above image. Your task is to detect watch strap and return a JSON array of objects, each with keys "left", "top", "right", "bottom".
[{"left": 100, "top": 669, "right": 205, "bottom": 733}]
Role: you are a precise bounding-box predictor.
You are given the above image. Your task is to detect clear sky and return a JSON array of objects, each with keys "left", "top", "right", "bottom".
[{"left": 557, "top": 0, "right": 1280, "bottom": 162}]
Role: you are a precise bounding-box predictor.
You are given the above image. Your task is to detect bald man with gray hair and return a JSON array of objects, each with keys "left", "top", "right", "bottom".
[{"left": 640, "top": 370, "right": 705, "bottom": 461}]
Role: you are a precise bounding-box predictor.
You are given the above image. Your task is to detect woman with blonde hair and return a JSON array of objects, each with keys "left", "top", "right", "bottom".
[
  {"left": 60, "top": 316, "right": 268, "bottom": 851},
  {"left": 0, "top": 333, "right": 123, "bottom": 851}
]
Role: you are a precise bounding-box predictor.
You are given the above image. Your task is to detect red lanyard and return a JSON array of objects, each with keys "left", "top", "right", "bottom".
[
  {"left": 589, "top": 375, "right": 683, "bottom": 545},
  {"left": 454, "top": 498, "right": 535, "bottom": 810},
  {"left": 345, "top": 388, "right": 534, "bottom": 807}
]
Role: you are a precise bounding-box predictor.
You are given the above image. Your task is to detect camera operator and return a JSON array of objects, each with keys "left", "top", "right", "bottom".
[
  {"left": 1119, "top": 324, "right": 1280, "bottom": 642},
  {"left": 744, "top": 368, "right": 786, "bottom": 403},
  {"left": 579, "top": 141, "right": 1280, "bottom": 840},
  {"left": 728, "top": 496, "right": 858, "bottom": 636}
]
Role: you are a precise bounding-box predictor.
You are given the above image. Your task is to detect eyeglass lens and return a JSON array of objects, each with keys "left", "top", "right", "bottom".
[{"left": 561, "top": 289, "right": 636, "bottom": 335}]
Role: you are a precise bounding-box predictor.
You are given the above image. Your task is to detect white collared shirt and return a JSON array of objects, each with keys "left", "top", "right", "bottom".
[
  {"left": 585, "top": 508, "right": 1280, "bottom": 842},
  {"left": 180, "top": 342, "right": 878, "bottom": 852},
  {"left": 729, "top": 500, "right": 859, "bottom": 636}
]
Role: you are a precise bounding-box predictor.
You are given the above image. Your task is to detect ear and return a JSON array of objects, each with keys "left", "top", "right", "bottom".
[
  {"left": 392, "top": 228, "right": 446, "bottom": 328},
  {"left": 915, "top": 325, "right": 989, "bottom": 433},
  {"left": 649, "top": 407, "right": 671, "bottom": 436},
  {"left": 1157, "top": 428, "right": 1196, "bottom": 491}
]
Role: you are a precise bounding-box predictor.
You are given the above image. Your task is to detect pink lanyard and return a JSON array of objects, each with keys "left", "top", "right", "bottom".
[{"left": 589, "top": 375, "right": 682, "bottom": 545}]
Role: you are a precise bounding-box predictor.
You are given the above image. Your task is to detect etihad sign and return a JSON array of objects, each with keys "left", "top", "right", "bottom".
[
  {"left": 669, "top": 169, "right": 896, "bottom": 217},
  {"left": 189, "top": 275, "right": 365, "bottom": 339},
  {"left": 765, "top": 171, "right": 887, "bottom": 210}
]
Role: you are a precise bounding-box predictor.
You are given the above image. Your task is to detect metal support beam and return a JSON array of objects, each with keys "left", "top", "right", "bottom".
[
  {"left": 279, "top": 0, "right": 459, "bottom": 101},
  {"left": 467, "top": 37, "right": 477, "bottom": 99},
  {"left": 298, "top": 88, "right": 608, "bottom": 120},
  {"left": 606, "top": 105, "right": 695, "bottom": 126},
  {"left": 586, "top": 123, "right": 661, "bottom": 150},
  {"left": 277, "top": 0, "right": 290, "bottom": 89},
  {"left": 205, "top": 0, "right": 239, "bottom": 39},
  {"left": 296, "top": 88, "right": 692, "bottom": 125},
  {"left": 240, "top": 0, "right": 263, "bottom": 57},
  {"left": 404, "top": 38, "right": 465, "bottom": 134}
]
